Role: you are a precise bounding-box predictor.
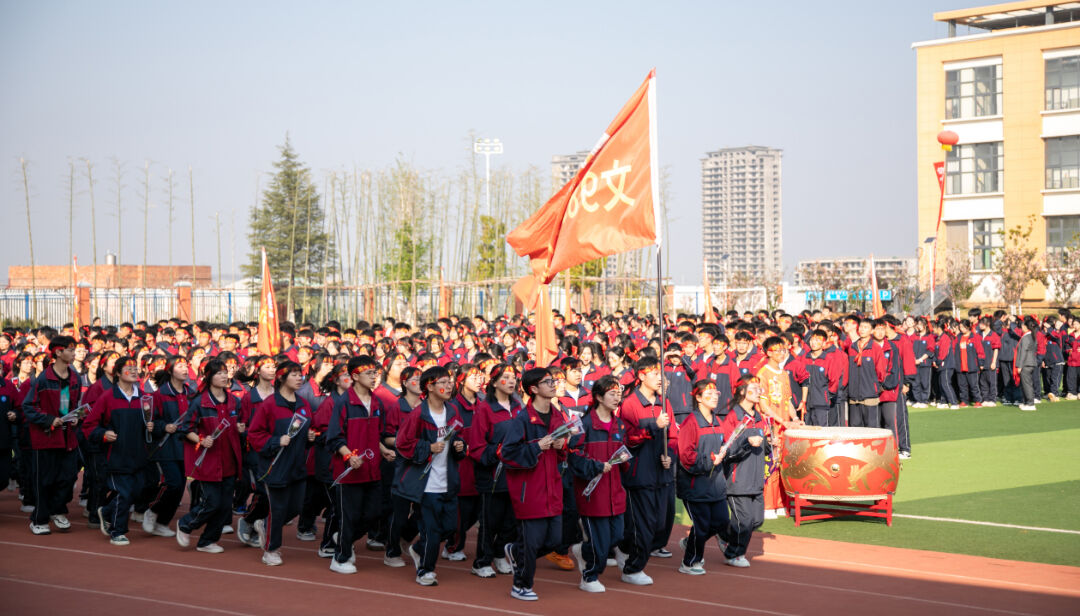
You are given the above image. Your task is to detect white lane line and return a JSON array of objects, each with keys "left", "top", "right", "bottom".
[
  {"left": 892, "top": 513, "right": 1080, "bottom": 535},
  {"left": 0, "top": 541, "right": 541, "bottom": 616},
  {"left": 0, "top": 575, "right": 257, "bottom": 616}
]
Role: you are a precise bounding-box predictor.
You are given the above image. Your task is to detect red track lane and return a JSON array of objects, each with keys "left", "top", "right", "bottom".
[{"left": 2, "top": 489, "right": 1078, "bottom": 616}]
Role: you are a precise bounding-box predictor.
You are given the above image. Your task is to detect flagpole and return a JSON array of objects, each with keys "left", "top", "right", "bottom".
[{"left": 656, "top": 245, "right": 667, "bottom": 448}]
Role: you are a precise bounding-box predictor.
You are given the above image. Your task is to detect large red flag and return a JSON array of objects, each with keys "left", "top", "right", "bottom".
[
  {"left": 507, "top": 70, "right": 660, "bottom": 283},
  {"left": 257, "top": 247, "right": 282, "bottom": 355},
  {"left": 869, "top": 254, "right": 885, "bottom": 318}
]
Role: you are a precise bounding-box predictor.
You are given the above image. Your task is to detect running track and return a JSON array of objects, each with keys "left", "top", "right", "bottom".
[{"left": 2, "top": 490, "right": 1078, "bottom": 616}]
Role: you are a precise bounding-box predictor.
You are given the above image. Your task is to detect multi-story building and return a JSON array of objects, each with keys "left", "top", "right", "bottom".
[
  {"left": 794, "top": 257, "right": 917, "bottom": 288},
  {"left": 914, "top": 1, "right": 1080, "bottom": 303},
  {"left": 701, "top": 146, "right": 782, "bottom": 284},
  {"left": 551, "top": 150, "right": 591, "bottom": 192}
]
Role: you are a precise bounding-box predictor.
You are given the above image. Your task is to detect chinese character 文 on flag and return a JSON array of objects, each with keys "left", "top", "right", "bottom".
[{"left": 507, "top": 69, "right": 660, "bottom": 284}]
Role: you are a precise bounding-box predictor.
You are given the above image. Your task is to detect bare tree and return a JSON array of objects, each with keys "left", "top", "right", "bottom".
[
  {"left": 799, "top": 261, "right": 833, "bottom": 309},
  {"left": 84, "top": 159, "right": 99, "bottom": 316},
  {"left": 111, "top": 157, "right": 126, "bottom": 290},
  {"left": 995, "top": 216, "right": 1047, "bottom": 313},
  {"left": 944, "top": 248, "right": 978, "bottom": 307},
  {"left": 1047, "top": 234, "right": 1080, "bottom": 306}
]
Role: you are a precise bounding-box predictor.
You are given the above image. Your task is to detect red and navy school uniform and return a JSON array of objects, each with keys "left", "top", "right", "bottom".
[
  {"left": 934, "top": 332, "right": 959, "bottom": 405},
  {"left": 466, "top": 396, "right": 521, "bottom": 570},
  {"left": 296, "top": 388, "right": 340, "bottom": 549},
  {"left": 143, "top": 380, "right": 195, "bottom": 528},
  {"left": 382, "top": 395, "right": 423, "bottom": 560},
  {"left": 446, "top": 392, "right": 483, "bottom": 555},
  {"left": 617, "top": 389, "right": 678, "bottom": 575},
  {"left": 22, "top": 365, "right": 82, "bottom": 527},
  {"left": 247, "top": 393, "right": 312, "bottom": 552},
  {"left": 499, "top": 402, "right": 567, "bottom": 591},
  {"left": 664, "top": 359, "right": 694, "bottom": 424},
  {"left": 558, "top": 388, "right": 592, "bottom": 419},
  {"left": 954, "top": 334, "right": 982, "bottom": 405},
  {"left": 979, "top": 330, "right": 1001, "bottom": 402},
  {"left": 567, "top": 411, "right": 627, "bottom": 583},
  {"left": 581, "top": 363, "right": 610, "bottom": 392},
  {"left": 782, "top": 353, "right": 810, "bottom": 412},
  {"left": 876, "top": 338, "right": 903, "bottom": 438},
  {"left": 178, "top": 390, "right": 242, "bottom": 548},
  {"left": 395, "top": 400, "right": 467, "bottom": 576},
  {"left": 325, "top": 387, "right": 386, "bottom": 565},
  {"left": 734, "top": 348, "right": 764, "bottom": 381},
  {"left": 911, "top": 333, "right": 935, "bottom": 404},
  {"left": 720, "top": 404, "right": 770, "bottom": 559},
  {"left": 704, "top": 354, "right": 739, "bottom": 416},
  {"left": 612, "top": 367, "right": 635, "bottom": 389},
  {"left": 804, "top": 350, "right": 840, "bottom": 426},
  {"left": 4, "top": 376, "right": 35, "bottom": 506},
  {"left": 83, "top": 383, "right": 151, "bottom": 538},
  {"left": 847, "top": 339, "right": 887, "bottom": 427},
  {"left": 1065, "top": 336, "right": 1080, "bottom": 395},
  {"left": 676, "top": 406, "right": 730, "bottom": 568},
  {"left": 1044, "top": 335, "right": 1065, "bottom": 398}
]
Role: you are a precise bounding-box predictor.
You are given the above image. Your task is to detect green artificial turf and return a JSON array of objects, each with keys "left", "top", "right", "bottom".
[{"left": 678, "top": 402, "right": 1080, "bottom": 567}]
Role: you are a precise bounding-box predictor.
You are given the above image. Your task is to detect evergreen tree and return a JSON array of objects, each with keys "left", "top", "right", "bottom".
[{"left": 243, "top": 136, "right": 334, "bottom": 316}]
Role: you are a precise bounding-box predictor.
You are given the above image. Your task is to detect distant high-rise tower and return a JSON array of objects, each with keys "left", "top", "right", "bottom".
[
  {"left": 551, "top": 150, "right": 590, "bottom": 191},
  {"left": 701, "top": 146, "right": 783, "bottom": 284}
]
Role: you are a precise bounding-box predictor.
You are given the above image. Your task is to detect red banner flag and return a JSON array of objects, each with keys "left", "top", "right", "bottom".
[
  {"left": 257, "top": 247, "right": 282, "bottom": 356},
  {"left": 535, "top": 284, "right": 558, "bottom": 368},
  {"left": 507, "top": 70, "right": 660, "bottom": 284},
  {"left": 702, "top": 258, "right": 716, "bottom": 323}
]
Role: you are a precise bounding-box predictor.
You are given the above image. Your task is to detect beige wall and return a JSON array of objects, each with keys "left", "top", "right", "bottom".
[{"left": 915, "top": 24, "right": 1080, "bottom": 303}]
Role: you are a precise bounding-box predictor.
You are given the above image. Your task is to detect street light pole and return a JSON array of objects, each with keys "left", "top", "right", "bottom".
[{"left": 473, "top": 138, "right": 503, "bottom": 217}]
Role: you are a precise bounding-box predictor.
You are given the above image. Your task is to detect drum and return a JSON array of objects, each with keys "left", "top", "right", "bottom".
[{"left": 780, "top": 427, "right": 899, "bottom": 501}]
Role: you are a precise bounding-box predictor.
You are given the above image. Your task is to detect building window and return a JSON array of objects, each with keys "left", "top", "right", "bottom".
[
  {"left": 1046, "top": 136, "right": 1080, "bottom": 189},
  {"left": 945, "top": 64, "right": 1002, "bottom": 119},
  {"left": 946, "top": 142, "right": 1003, "bottom": 195},
  {"left": 1047, "top": 216, "right": 1080, "bottom": 263},
  {"left": 1046, "top": 56, "right": 1080, "bottom": 111},
  {"left": 971, "top": 218, "right": 1003, "bottom": 271}
]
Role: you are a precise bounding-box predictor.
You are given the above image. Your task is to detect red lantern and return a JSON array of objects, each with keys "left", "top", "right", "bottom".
[{"left": 937, "top": 130, "right": 959, "bottom": 152}]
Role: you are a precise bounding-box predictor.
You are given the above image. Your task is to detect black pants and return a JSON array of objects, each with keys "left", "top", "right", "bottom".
[
  {"left": 371, "top": 459, "right": 395, "bottom": 544},
  {"left": 179, "top": 476, "right": 236, "bottom": 548},
  {"left": 913, "top": 366, "right": 932, "bottom": 403},
  {"left": 683, "top": 498, "right": 729, "bottom": 566},
  {"left": 386, "top": 493, "right": 420, "bottom": 557},
  {"left": 880, "top": 401, "right": 897, "bottom": 437},
  {"left": 806, "top": 405, "right": 830, "bottom": 427},
  {"left": 848, "top": 402, "right": 880, "bottom": 428},
  {"left": 1067, "top": 366, "right": 1080, "bottom": 395},
  {"left": 979, "top": 369, "right": 998, "bottom": 403},
  {"left": 264, "top": 479, "right": 305, "bottom": 551},
  {"left": 31, "top": 448, "right": 78, "bottom": 525},
  {"left": 334, "top": 481, "right": 380, "bottom": 564},
  {"left": 580, "top": 515, "right": 623, "bottom": 582},
  {"left": 102, "top": 471, "right": 144, "bottom": 538},
  {"left": 618, "top": 483, "right": 674, "bottom": 574},
  {"left": 895, "top": 390, "right": 912, "bottom": 454},
  {"left": 556, "top": 476, "right": 581, "bottom": 555},
  {"left": 416, "top": 492, "right": 457, "bottom": 575},
  {"left": 84, "top": 452, "right": 108, "bottom": 524},
  {"left": 956, "top": 371, "right": 980, "bottom": 404},
  {"left": 474, "top": 491, "right": 516, "bottom": 568},
  {"left": 508, "top": 516, "right": 559, "bottom": 590},
  {"left": 448, "top": 494, "right": 479, "bottom": 554},
  {"left": 298, "top": 475, "right": 332, "bottom": 535},
  {"left": 724, "top": 493, "right": 764, "bottom": 558},
  {"left": 17, "top": 447, "right": 34, "bottom": 504},
  {"left": 1044, "top": 364, "right": 1063, "bottom": 398},
  {"left": 137, "top": 460, "right": 185, "bottom": 526},
  {"left": 999, "top": 361, "right": 1017, "bottom": 403},
  {"left": 938, "top": 368, "right": 958, "bottom": 405}
]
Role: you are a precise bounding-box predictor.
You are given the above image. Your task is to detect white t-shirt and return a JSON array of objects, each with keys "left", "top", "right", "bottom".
[{"left": 425, "top": 407, "right": 449, "bottom": 494}]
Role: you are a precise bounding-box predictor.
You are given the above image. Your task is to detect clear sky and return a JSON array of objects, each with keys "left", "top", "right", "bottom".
[{"left": 0, "top": 0, "right": 978, "bottom": 286}]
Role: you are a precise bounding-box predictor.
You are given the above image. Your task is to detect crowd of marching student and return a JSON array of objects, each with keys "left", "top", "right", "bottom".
[{"left": 0, "top": 304, "right": 1072, "bottom": 599}]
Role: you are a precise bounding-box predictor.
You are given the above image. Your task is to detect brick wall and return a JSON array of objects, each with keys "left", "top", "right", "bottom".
[{"left": 7, "top": 265, "right": 213, "bottom": 288}]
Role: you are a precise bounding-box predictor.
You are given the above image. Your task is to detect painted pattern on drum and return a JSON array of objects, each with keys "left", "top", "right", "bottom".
[{"left": 780, "top": 429, "right": 899, "bottom": 499}]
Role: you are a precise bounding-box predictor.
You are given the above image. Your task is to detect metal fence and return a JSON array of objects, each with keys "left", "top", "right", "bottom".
[{"left": 1, "top": 281, "right": 662, "bottom": 327}]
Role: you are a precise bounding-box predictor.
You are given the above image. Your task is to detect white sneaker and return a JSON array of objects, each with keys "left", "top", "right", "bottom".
[
  {"left": 613, "top": 546, "right": 629, "bottom": 572},
  {"left": 621, "top": 570, "right": 653, "bottom": 585},
  {"left": 262, "top": 550, "right": 283, "bottom": 566},
  {"left": 142, "top": 510, "right": 158, "bottom": 534},
  {"left": 297, "top": 530, "right": 316, "bottom": 541},
  {"left": 471, "top": 565, "right": 496, "bottom": 578},
  {"left": 775, "top": 508, "right": 788, "bottom": 517},
  {"left": 493, "top": 556, "right": 513, "bottom": 575},
  {"left": 446, "top": 550, "right": 466, "bottom": 561},
  {"left": 20, "top": 504, "right": 35, "bottom": 513},
  {"left": 152, "top": 523, "right": 176, "bottom": 537},
  {"left": 678, "top": 562, "right": 706, "bottom": 575},
  {"left": 764, "top": 509, "right": 778, "bottom": 520},
  {"left": 580, "top": 578, "right": 606, "bottom": 592},
  {"left": 1019, "top": 404, "right": 1037, "bottom": 412},
  {"left": 606, "top": 557, "right": 617, "bottom": 567},
  {"left": 725, "top": 555, "right": 751, "bottom": 568},
  {"left": 318, "top": 547, "right": 335, "bottom": 558},
  {"left": 330, "top": 559, "right": 357, "bottom": 574},
  {"left": 416, "top": 572, "right": 437, "bottom": 586},
  {"left": 899, "top": 451, "right": 912, "bottom": 460},
  {"left": 982, "top": 401, "right": 996, "bottom": 407},
  {"left": 196, "top": 543, "right": 224, "bottom": 554},
  {"left": 440, "top": 547, "right": 450, "bottom": 559},
  {"left": 936, "top": 403, "right": 949, "bottom": 409},
  {"left": 110, "top": 534, "right": 130, "bottom": 546},
  {"left": 949, "top": 404, "right": 960, "bottom": 409},
  {"left": 176, "top": 525, "right": 191, "bottom": 548},
  {"left": 365, "top": 538, "right": 385, "bottom": 550},
  {"left": 253, "top": 519, "right": 266, "bottom": 548},
  {"left": 221, "top": 524, "right": 234, "bottom": 534},
  {"left": 408, "top": 544, "right": 422, "bottom": 570},
  {"left": 29, "top": 522, "right": 51, "bottom": 535},
  {"left": 383, "top": 555, "right": 406, "bottom": 568},
  {"left": 650, "top": 547, "right": 673, "bottom": 558},
  {"left": 130, "top": 511, "right": 144, "bottom": 523},
  {"left": 51, "top": 514, "right": 71, "bottom": 530},
  {"left": 571, "top": 543, "right": 585, "bottom": 573},
  {"left": 510, "top": 586, "right": 538, "bottom": 601}
]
